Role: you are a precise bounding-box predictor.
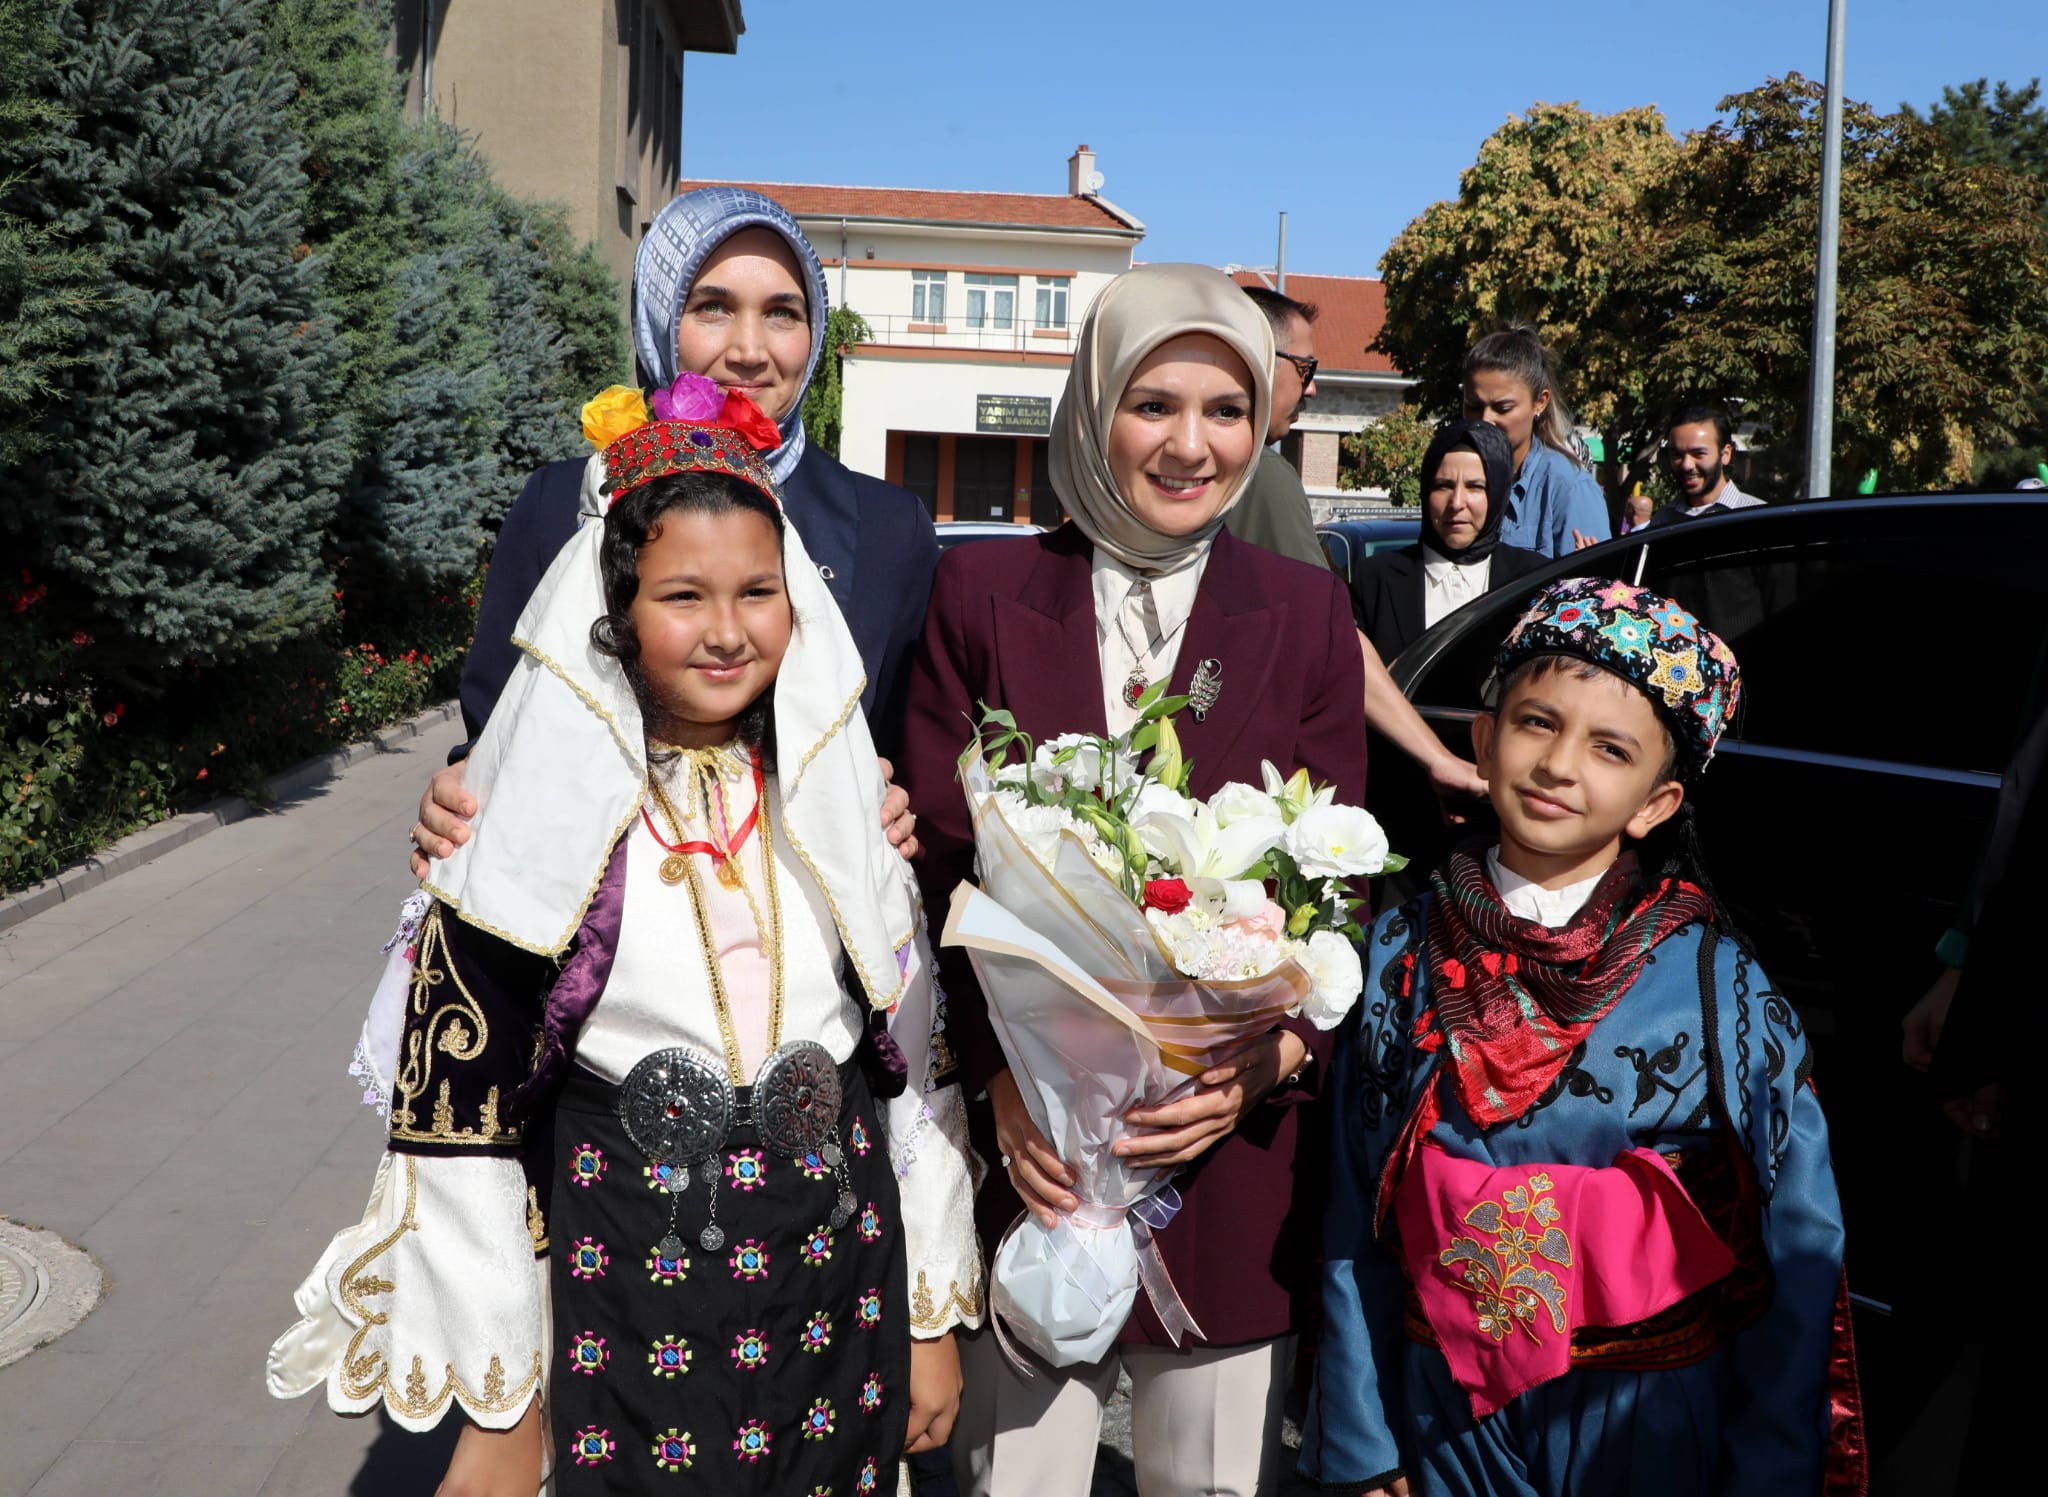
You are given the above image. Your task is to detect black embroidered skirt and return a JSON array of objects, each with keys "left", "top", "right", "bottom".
[{"left": 545, "top": 1061, "right": 909, "bottom": 1495}]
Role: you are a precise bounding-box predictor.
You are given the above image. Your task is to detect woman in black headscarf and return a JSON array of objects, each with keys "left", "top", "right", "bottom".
[{"left": 1348, "top": 418, "right": 1547, "bottom": 663}]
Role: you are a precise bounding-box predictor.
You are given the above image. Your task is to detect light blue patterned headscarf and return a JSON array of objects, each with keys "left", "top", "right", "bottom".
[{"left": 633, "top": 187, "right": 830, "bottom": 485}]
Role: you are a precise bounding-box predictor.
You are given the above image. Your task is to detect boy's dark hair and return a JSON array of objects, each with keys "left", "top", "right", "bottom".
[
  {"left": 1240, "top": 284, "right": 1319, "bottom": 339},
  {"left": 1667, "top": 403, "right": 1734, "bottom": 451},
  {"left": 590, "top": 468, "right": 786, "bottom": 767},
  {"left": 1486, "top": 654, "right": 1681, "bottom": 784}
]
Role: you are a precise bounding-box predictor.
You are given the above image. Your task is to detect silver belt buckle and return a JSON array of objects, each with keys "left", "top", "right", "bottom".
[
  {"left": 618, "top": 1047, "right": 733, "bottom": 1255},
  {"left": 756, "top": 1040, "right": 857, "bottom": 1228}
]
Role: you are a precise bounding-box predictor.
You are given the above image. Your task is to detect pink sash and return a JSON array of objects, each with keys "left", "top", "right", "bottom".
[{"left": 1393, "top": 1144, "right": 1737, "bottom": 1418}]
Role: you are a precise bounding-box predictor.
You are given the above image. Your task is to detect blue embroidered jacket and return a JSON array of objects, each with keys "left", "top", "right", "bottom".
[{"left": 1298, "top": 894, "right": 1845, "bottom": 1495}]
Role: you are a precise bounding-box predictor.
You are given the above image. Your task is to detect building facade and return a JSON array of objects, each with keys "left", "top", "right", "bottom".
[
  {"left": 1230, "top": 271, "right": 1412, "bottom": 520},
  {"left": 391, "top": 0, "right": 745, "bottom": 294},
  {"left": 683, "top": 148, "right": 1144, "bottom": 523}
]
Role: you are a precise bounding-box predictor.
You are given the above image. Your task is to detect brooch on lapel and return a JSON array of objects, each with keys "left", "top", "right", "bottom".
[{"left": 1188, "top": 658, "right": 1223, "bottom": 722}]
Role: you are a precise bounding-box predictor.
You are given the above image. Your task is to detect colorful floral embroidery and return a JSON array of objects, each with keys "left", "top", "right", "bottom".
[
  {"left": 643, "top": 1159, "right": 684, "bottom": 1192},
  {"left": 802, "top": 1397, "right": 836, "bottom": 1440},
  {"left": 855, "top": 1288, "right": 882, "bottom": 1328},
  {"left": 1437, "top": 1171, "right": 1573, "bottom": 1344},
  {"left": 1597, "top": 614, "right": 1653, "bottom": 659},
  {"left": 652, "top": 1428, "right": 694, "bottom": 1472},
  {"left": 1545, "top": 601, "right": 1597, "bottom": 634},
  {"left": 730, "top": 1328, "right": 770, "bottom": 1370},
  {"left": 1647, "top": 647, "right": 1704, "bottom": 708},
  {"left": 648, "top": 1336, "right": 692, "bottom": 1378},
  {"left": 567, "top": 1332, "right": 608, "bottom": 1376},
  {"left": 858, "top": 1373, "right": 883, "bottom": 1412},
  {"left": 571, "top": 1427, "right": 615, "bottom": 1466},
  {"left": 798, "top": 1148, "right": 831, "bottom": 1179},
  {"left": 726, "top": 1148, "right": 766, "bottom": 1191},
  {"left": 858, "top": 1202, "right": 882, "bottom": 1243},
  {"left": 568, "top": 1237, "right": 608, "bottom": 1281},
  {"left": 801, "top": 1225, "right": 834, "bottom": 1264},
  {"left": 729, "top": 1239, "right": 770, "bottom": 1281},
  {"left": 647, "top": 1246, "right": 689, "bottom": 1284},
  {"left": 733, "top": 1420, "right": 771, "bottom": 1462},
  {"left": 569, "top": 1143, "right": 606, "bottom": 1186},
  {"left": 1648, "top": 600, "right": 1698, "bottom": 641},
  {"left": 848, "top": 1117, "right": 871, "bottom": 1156},
  {"left": 1592, "top": 579, "right": 1644, "bottom": 611},
  {"left": 807, "top": 1488, "right": 834, "bottom": 1497},
  {"left": 801, "top": 1310, "right": 833, "bottom": 1353},
  {"left": 857, "top": 1457, "right": 880, "bottom": 1492}
]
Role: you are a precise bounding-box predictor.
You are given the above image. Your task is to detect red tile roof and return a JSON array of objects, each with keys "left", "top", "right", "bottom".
[
  {"left": 1230, "top": 270, "right": 1402, "bottom": 376},
  {"left": 676, "top": 180, "right": 1141, "bottom": 233}
]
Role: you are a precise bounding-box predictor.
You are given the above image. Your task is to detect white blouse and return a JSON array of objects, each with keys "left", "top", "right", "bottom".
[
  {"left": 1420, "top": 546, "right": 1492, "bottom": 630},
  {"left": 1487, "top": 846, "right": 1607, "bottom": 929},
  {"left": 1091, "top": 546, "right": 1211, "bottom": 735}
]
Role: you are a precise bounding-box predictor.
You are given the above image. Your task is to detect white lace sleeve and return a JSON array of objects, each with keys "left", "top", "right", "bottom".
[
  {"left": 266, "top": 1151, "right": 550, "bottom": 1432},
  {"left": 883, "top": 914, "right": 986, "bottom": 1338}
]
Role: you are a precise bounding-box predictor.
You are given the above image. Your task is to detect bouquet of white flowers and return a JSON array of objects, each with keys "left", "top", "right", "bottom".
[{"left": 941, "top": 688, "right": 1402, "bottom": 1366}]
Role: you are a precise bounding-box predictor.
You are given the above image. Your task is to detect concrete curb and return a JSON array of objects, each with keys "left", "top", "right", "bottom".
[{"left": 0, "top": 700, "right": 459, "bottom": 934}]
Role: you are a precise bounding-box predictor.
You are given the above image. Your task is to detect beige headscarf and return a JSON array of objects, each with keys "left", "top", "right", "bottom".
[{"left": 1050, "top": 263, "right": 1275, "bottom": 575}]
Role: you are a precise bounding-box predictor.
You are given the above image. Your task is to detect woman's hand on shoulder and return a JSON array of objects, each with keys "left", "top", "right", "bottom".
[
  {"left": 878, "top": 757, "right": 919, "bottom": 861},
  {"left": 410, "top": 761, "right": 477, "bottom": 879},
  {"left": 904, "top": 1330, "right": 963, "bottom": 1454},
  {"left": 1114, "top": 1029, "right": 1310, "bottom": 1168},
  {"left": 437, "top": 1397, "right": 544, "bottom": 1497}
]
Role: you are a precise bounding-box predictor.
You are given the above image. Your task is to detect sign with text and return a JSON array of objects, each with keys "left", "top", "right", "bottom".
[{"left": 975, "top": 394, "right": 1052, "bottom": 436}]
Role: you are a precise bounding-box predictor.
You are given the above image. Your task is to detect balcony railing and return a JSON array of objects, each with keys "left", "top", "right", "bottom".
[{"left": 852, "top": 311, "right": 1075, "bottom": 354}]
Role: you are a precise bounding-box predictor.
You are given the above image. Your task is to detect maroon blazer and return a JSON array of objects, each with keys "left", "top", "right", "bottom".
[{"left": 897, "top": 521, "right": 1368, "bottom": 1347}]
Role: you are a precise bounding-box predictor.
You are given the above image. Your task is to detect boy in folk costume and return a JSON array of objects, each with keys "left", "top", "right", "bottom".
[
  {"left": 268, "top": 384, "right": 982, "bottom": 1494},
  {"left": 1298, "top": 580, "right": 1863, "bottom": 1496}
]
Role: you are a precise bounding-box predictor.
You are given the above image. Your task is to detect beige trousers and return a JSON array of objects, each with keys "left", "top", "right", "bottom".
[{"left": 951, "top": 1326, "right": 1297, "bottom": 1497}]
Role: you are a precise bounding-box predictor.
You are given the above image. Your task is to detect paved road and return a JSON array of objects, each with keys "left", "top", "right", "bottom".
[{"left": 0, "top": 736, "right": 460, "bottom": 1496}]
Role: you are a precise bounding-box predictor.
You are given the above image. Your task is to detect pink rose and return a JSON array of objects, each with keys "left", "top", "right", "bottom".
[
  {"left": 649, "top": 370, "right": 725, "bottom": 422},
  {"left": 1227, "top": 900, "right": 1289, "bottom": 942}
]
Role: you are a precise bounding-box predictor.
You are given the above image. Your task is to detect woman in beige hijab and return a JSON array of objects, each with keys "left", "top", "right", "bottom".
[{"left": 895, "top": 264, "right": 1370, "bottom": 1496}]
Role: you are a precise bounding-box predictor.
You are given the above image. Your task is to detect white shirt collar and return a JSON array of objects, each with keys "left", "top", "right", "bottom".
[
  {"left": 1486, "top": 846, "right": 1607, "bottom": 929},
  {"left": 1090, "top": 544, "right": 1212, "bottom": 734},
  {"left": 1682, "top": 478, "right": 1763, "bottom": 517},
  {"left": 1420, "top": 545, "right": 1491, "bottom": 628}
]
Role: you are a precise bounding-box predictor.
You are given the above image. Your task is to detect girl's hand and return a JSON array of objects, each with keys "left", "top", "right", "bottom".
[
  {"left": 878, "top": 757, "right": 919, "bottom": 861},
  {"left": 988, "top": 1067, "right": 1077, "bottom": 1228},
  {"left": 1365, "top": 1479, "right": 1412, "bottom": 1497},
  {"left": 904, "top": 1331, "right": 963, "bottom": 1453},
  {"left": 437, "top": 1397, "right": 544, "bottom": 1497},
  {"left": 1114, "top": 1030, "right": 1309, "bottom": 1169},
  {"left": 411, "top": 761, "right": 476, "bottom": 879}
]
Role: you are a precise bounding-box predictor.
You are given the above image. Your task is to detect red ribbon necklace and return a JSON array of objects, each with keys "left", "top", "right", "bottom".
[{"left": 643, "top": 746, "right": 765, "bottom": 890}]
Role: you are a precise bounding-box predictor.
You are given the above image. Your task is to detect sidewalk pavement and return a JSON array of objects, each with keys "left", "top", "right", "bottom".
[{"left": 0, "top": 729, "right": 460, "bottom": 1497}]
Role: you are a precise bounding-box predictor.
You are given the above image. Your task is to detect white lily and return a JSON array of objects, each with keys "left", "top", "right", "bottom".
[
  {"left": 1259, "top": 760, "right": 1337, "bottom": 821},
  {"left": 1134, "top": 797, "right": 1284, "bottom": 881}
]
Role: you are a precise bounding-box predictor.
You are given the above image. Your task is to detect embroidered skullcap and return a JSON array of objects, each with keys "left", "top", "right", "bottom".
[
  {"left": 1489, "top": 577, "right": 1742, "bottom": 770},
  {"left": 633, "top": 188, "right": 829, "bottom": 486}
]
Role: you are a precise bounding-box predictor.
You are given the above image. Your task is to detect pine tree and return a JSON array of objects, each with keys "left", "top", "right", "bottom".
[
  {"left": 529, "top": 200, "right": 631, "bottom": 410},
  {"left": 480, "top": 182, "right": 570, "bottom": 500},
  {"left": 0, "top": 0, "right": 102, "bottom": 470},
  {"left": 0, "top": 0, "right": 348, "bottom": 678}
]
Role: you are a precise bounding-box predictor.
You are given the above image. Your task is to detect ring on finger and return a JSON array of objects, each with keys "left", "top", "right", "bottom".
[{"left": 1000, "top": 1152, "right": 1013, "bottom": 1169}]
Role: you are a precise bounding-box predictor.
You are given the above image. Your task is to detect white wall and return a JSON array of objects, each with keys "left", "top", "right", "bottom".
[{"left": 839, "top": 353, "right": 1075, "bottom": 481}]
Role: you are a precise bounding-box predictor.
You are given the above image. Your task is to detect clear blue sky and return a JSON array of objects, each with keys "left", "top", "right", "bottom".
[{"left": 681, "top": 0, "right": 2047, "bottom": 278}]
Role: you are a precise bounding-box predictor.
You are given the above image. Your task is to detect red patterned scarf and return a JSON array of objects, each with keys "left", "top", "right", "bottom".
[{"left": 1423, "top": 847, "right": 1714, "bottom": 1128}]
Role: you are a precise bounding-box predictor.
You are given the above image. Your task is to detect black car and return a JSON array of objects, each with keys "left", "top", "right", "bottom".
[
  {"left": 1316, "top": 517, "right": 1421, "bottom": 585},
  {"left": 1375, "top": 495, "right": 2039, "bottom": 1488}
]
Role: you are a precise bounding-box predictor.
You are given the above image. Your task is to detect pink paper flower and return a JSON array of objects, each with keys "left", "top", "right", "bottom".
[{"left": 649, "top": 371, "right": 725, "bottom": 422}]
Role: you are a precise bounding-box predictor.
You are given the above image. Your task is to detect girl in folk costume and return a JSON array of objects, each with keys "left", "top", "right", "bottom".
[
  {"left": 1299, "top": 580, "right": 1863, "bottom": 1497},
  {"left": 268, "top": 382, "right": 983, "bottom": 1495}
]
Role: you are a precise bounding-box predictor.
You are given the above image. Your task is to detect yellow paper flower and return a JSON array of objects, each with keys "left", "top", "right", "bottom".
[{"left": 581, "top": 385, "right": 650, "bottom": 448}]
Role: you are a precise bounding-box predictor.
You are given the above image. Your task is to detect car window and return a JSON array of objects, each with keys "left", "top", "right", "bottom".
[{"left": 1406, "top": 501, "right": 2048, "bottom": 778}]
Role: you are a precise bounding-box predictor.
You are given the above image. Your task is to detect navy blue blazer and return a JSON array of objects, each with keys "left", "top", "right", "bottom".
[{"left": 456, "top": 443, "right": 940, "bottom": 759}]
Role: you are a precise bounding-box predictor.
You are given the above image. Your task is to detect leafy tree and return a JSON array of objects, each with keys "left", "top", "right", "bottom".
[
  {"left": 803, "top": 305, "right": 872, "bottom": 458},
  {"left": 1340, "top": 405, "right": 1435, "bottom": 507},
  {"left": 0, "top": 0, "right": 102, "bottom": 468},
  {"left": 1375, "top": 78, "right": 2048, "bottom": 498},
  {"left": 0, "top": 0, "right": 348, "bottom": 679},
  {"left": 1906, "top": 78, "right": 2048, "bottom": 191},
  {"left": 528, "top": 200, "right": 630, "bottom": 407}
]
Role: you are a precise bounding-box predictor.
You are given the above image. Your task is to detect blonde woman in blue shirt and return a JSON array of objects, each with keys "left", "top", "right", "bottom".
[{"left": 1461, "top": 326, "right": 1610, "bottom": 557}]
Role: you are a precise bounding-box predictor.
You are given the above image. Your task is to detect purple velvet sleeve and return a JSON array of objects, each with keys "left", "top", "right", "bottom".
[{"left": 511, "top": 832, "right": 630, "bottom": 1117}]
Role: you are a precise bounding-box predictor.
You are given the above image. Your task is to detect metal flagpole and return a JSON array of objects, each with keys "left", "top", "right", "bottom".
[
  {"left": 1804, "top": 0, "right": 1848, "bottom": 499},
  {"left": 1276, "top": 211, "right": 1288, "bottom": 294}
]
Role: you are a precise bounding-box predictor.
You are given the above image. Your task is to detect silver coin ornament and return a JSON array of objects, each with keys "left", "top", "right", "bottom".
[
  {"left": 664, "top": 1165, "right": 690, "bottom": 1194},
  {"left": 823, "top": 1142, "right": 843, "bottom": 1168},
  {"left": 832, "top": 1190, "right": 856, "bottom": 1229},
  {"left": 658, "top": 1233, "right": 684, "bottom": 1260},
  {"left": 618, "top": 1048, "right": 733, "bottom": 1164},
  {"left": 700, "top": 1224, "right": 725, "bottom": 1252},
  {"left": 753, "top": 1041, "right": 842, "bottom": 1158}
]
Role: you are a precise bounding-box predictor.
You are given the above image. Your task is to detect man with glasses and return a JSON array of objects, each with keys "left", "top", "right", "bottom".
[{"left": 1225, "top": 285, "right": 1326, "bottom": 568}]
